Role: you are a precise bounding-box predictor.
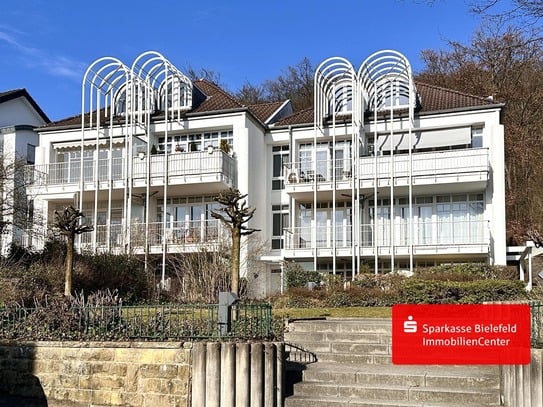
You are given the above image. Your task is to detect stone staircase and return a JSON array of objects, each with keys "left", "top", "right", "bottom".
[{"left": 283, "top": 318, "right": 501, "bottom": 407}]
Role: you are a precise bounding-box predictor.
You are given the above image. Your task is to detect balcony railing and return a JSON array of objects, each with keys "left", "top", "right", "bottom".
[
  {"left": 79, "top": 219, "right": 227, "bottom": 249},
  {"left": 284, "top": 219, "right": 489, "bottom": 250},
  {"left": 285, "top": 148, "right": 488, "bottom": 185},
  {"left": 25, "top": 150, "right": 237, "bottom": 187}
]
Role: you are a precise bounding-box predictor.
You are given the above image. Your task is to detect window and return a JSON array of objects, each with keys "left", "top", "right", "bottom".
[
  {"left": 272, "top": 204, "right": 289, "bottom": 249},
  {"left": 114, "top": 82, "right": 153, "bottom": 115},
  {"left": 472, "top": 127, "right": 483, "bottom": 148},
  {"left": 158, "top": 130, "right": 233, "bottom": 154},
  {"left": 331, "top": 83, "right": 353, "bottom": 115},
  {"left": 160, "top": 77, "right": 191, "bottom": 111},
  {"left": 272, "top": 145, "right": 289, "bottom": 190},
  {"left": 26, "top": 144, "right": 36, "bottom": 164}
]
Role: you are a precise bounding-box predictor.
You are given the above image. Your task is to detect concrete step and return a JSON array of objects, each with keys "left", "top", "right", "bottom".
[
  {"left": 302, "top": 363, "right": 500, "bottom": 391},
  {"left": 284, "top": 318, "right": 501, "bottom": 407},
  {"left": 312, "top": 352, "right": 392, "bottom": 364},
  {"left": 287, "top": 318, "right": 392, "bottom": 335},
  {"left": 292, "top": 383, "right": 500, "bottom": 406},
  {"left": 284, "top": 394, "right": 499, "bottom": 407},
  {"left": 284, "top": 330, "right": 391, "bottom": 344},
  {"left": 284, "top": 340, "right": 390, "bottom": 355}
]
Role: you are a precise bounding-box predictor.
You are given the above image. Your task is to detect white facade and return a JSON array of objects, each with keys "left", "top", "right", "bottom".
[
  {"left": 26, "top": 51, "right": 506, "bottom": 297},
  {"left": 0, "top": 89, "right": 49, "bottom": 254}
]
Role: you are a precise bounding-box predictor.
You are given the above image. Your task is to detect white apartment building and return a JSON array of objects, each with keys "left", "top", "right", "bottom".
[
  {"left": 0, "top": 89, "right": 50, "bottom": 255},
  {"left": 26, "top": 50, "right": 506, "bottom": 297}
]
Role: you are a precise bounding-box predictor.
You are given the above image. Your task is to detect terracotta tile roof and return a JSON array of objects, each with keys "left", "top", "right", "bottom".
[
  {"left": 41, "top": 80, "right": 502, "bottom": 130},
  {"left": 273, "top": 107, "right": 314, "bottom": 127},
  {"left": 247, "top": 101, "right": 286, "bottom": 123},
  {"left": 416, "top": 82, "right": 498, "bottom": 112},
  {"left": 191, "top": 80, "right": 243, "bottom": 113},
  {"left": 42, "top": 80, "right": 244, "bottom": 129},
  {"left": 273, "top": 81, "right": 501, "bottom": 127}
]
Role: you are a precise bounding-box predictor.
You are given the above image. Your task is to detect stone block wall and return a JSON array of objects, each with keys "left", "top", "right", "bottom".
[
  {"left": 500, "top": 348, "right": 543, "bottom": 407},
  {"left": 0, "top": 341, "right": 192, "bottom": 407}
]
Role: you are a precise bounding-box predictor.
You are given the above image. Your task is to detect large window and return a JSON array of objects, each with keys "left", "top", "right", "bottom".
[
  {"left": 158, "top": 130, "right": 233, "bottom": 154},
  {"left": 272, "top": 145, "right": 289, "bottom": 190},
  {"left": 368, "top": 194, "right": 485, "bottom": 246},
  {"left": 298, "top": 140, "right": 352, "bottom": 182},
  {"left": 272, "top": 204, "right": 289, "bottom": 249}
]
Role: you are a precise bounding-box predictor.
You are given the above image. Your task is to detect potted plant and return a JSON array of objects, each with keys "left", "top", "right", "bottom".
[{"left": 220, "top": 139, "right": 231, "bottom": 154}]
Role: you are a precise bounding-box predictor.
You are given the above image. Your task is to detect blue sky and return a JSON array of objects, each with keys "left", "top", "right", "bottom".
[{"left": 0, "top": 0, "right": 487, "bottom": 122}]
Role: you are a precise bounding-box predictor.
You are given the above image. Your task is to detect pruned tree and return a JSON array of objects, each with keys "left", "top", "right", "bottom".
[
  {"left": 211, "top": 188, "right": 260, "bottom": 295},
  {"left": 53, "top": 206, "right": 93, "bottom": 296}
]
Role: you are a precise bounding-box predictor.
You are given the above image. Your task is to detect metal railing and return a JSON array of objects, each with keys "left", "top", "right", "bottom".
[
  {"left": 285, "top": 219, "right": 489, "bottom": 249},
  {"left": 25, "top": 150, "right": 237, "bottom": 187},
  {"left": 0, "top": 302, "right": 273, "bottom": 341},
  {"left": 285, "top": 148, "right": 489, "bottom": 185},
  {"left": 78, "top": 219, "right": 227, "bottom": 249}
]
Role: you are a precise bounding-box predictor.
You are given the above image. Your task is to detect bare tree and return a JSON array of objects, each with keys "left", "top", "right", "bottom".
[
  {"left": 184, "top": 64, "right": 227, "bottom": 88},
  {"left": 53, "top": 206, "right": 93, "bottom": 296},
  {"left": 235, "top": 81, "right": 269, "bottom": 105},
  {"left": 264, "top": 57, "right": 315, "bottom": 111},
  {"left": 210, "top": 188, "right": 259, "bottom": 296},
  {"left": 417, "top": 26, "right": 543, "bottom": 243},
  {"left": 0, "top": 153, "right": 42, "bottom": 255}
]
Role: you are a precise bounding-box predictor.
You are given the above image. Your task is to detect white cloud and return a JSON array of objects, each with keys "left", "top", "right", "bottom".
[{"left": 0, "top": 26, "right": 85, "bottom": 81}]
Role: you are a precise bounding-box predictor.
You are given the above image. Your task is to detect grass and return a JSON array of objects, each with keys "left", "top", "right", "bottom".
[{"left": 272, "top": 306, "right": 391, "bottom": 320}]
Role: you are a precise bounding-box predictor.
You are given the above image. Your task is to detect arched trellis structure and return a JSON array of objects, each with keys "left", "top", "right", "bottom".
[
  {"left": 80, "top": 57, "right": 132, "bottom": 254},
  {"left": 307, "top": 50, "right": 417, "bottom": 277},
  {"left": 79, "top": 52, "right": 193, "bottom": 287},
  {"left": 313, "top": 58, "right": 358, "bottom": 278},
  {"left": 131, "top": 51, "right": 194, "bottom": 286},
  {"left": 359, "top": 50, "right": 416, "bottom": 274}
]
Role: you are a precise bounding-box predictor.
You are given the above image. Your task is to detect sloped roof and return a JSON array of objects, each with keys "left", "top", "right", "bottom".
[
  {"left": 42, "top": 79, "right": 245, "bottom": 129},
  {"left": 416, "top": 82, "right": 498, "bottom": 112},
  {"left": 273, "top": 81, "right": 501, "bottom": 127},
  {"left": 41, "top": 79, "right": 502, "bottom": 130},
  {"left": 247, "top": 101, "right": 287, "bottom": 124},
  {"left": 191, "top": 80, "right": 244, "bottom": 113},
  {"left": 0, "top": 88, "right": 50, "bottom": 123}
]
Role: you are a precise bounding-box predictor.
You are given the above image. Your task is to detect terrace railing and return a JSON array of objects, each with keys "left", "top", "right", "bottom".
[{"left": 0, "top": 302, "right": 273, "bottom": 341}]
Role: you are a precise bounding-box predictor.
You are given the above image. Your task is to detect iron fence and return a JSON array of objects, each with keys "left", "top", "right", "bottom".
[{"left": 0, "top": 302, "right": 273, "bottom": 341}]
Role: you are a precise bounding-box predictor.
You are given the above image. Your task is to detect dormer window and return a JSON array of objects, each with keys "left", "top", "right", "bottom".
[
  {"left": 332, "top": 83, "right": 353, "bottom": 115},
  {"left": 370, "top": 77, "right": 411, "bottom": 111},
  {"left": 114, "top": 81, "right": 155, "bottom": 116},
  {"left": 159, "top": 76, "right": 192, "bottom": 112}
]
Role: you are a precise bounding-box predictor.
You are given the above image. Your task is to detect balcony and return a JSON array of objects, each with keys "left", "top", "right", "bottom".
[
  {"left": 359, "top": 148, "right": 489, "bottom": 187},
  {"left": 285, "top": 148, "right": 489, "bottom": 192},
  {"left": 78, "top": 219, "right": 228, "bottom": 253},
  {"left": 283, "top": 219, "right": 490, "bottom": 257},
  {"left": 25, "top": 150, "right": 237, "bottom": 190}
]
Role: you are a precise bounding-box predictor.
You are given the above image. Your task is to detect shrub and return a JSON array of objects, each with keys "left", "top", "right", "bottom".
[
  {"left": 400, "top": 279, "right": 527, "bottom": 304},
  {"left": 284, "top": 262, "right": 321, "bottom": 289},
  {"left": 414, "top": 263, "right": 517, "bottom": 281}
]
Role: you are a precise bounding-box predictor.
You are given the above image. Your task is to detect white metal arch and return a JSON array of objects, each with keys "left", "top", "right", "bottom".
[
  {"left": 80, "top": 57, "right": 132, "bottom": 254},
  {"left": 312, "top": 57, "right": 357, "bottom": 278},
  {"left": 314, "top": 57, "right": 356, "bottom": 130},
  {"left": 358, "top": 50, "right": 416, "bottom": 275},
  {"left": 81, "top": 57, "right": 131, "bottom": 127},
  {"left": 131, "top": 51, "right": 193, "bottom": 122},
  {"left": 358, "top": 50, "right": 416, "bottom": 112},
  {"left": 131, "top": 51, "right": 193, "bottom": 287}
]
